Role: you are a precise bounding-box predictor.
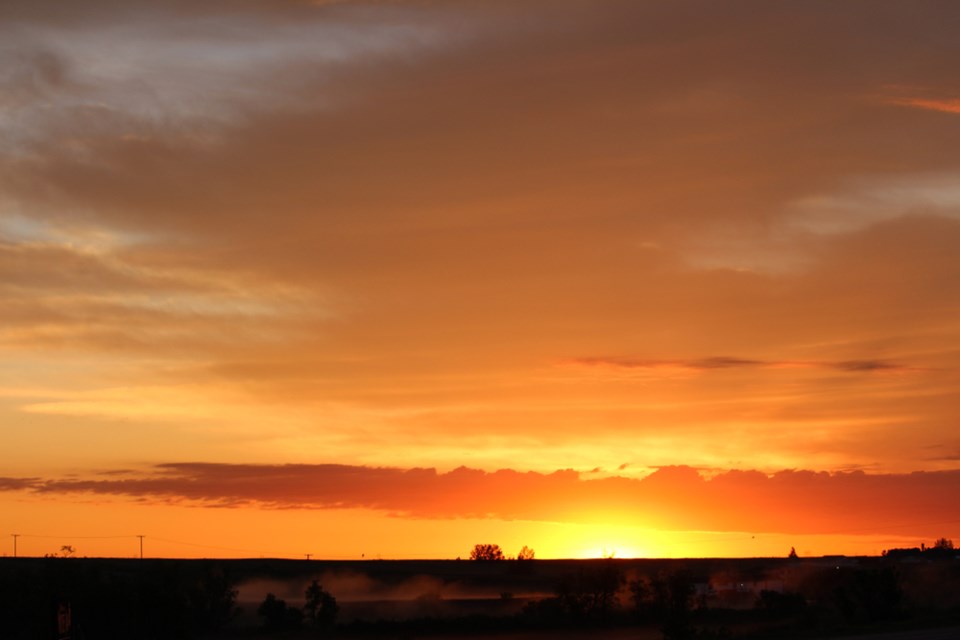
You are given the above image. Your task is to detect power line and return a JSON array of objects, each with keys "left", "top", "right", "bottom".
[
  {"left": 661, "top": 518, "right": 960, "bottom": 545},
  {"left": 150, "top": 536, "right": 281, "bottom": 557},
  {"left": 2, "top": 518, "right": 956, "bottom": 560},
  {"left": 11, "top": 534, "right": 139, "bottom": 540},
  {"left": 0, "top": 532, "right": 296, "bottom": 558}
]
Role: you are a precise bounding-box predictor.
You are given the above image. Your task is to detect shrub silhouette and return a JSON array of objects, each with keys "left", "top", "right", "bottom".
[
  {"left": 933, "top": 537, "right": 954, "bottom": 550},
  {"left": 470, "top": 543, "right": 505, "bottom": 561}
]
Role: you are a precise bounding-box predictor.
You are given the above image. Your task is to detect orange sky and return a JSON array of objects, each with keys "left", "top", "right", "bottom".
[{"left": 1, "top": 0, "right": 959, "bottom": 560}]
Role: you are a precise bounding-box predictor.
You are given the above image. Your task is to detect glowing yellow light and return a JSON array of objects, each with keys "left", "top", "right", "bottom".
[{"left": 582, "top": 545, "right": 645, "bottom": 559}]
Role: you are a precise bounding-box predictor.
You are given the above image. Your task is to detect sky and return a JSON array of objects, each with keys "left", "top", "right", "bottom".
[{"left": 1, "top": 0, "right": 959, "bottom": 560}]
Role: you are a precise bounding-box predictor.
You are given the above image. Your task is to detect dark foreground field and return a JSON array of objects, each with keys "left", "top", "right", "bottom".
[{"left": 1, "top": 554, "right": 958, "bottom": 639}]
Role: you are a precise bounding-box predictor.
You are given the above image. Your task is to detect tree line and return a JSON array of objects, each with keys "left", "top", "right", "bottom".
[{"left": 469, "top": 543, "right": 534, "bottom": 561}]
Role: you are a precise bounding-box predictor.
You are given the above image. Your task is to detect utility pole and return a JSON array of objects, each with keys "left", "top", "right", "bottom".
[
  {"left": 12, "top": 533, "right": 18, "bottom": 558},
  {"left": 137, "top": 535, "right": 145, "bottom": 559}
]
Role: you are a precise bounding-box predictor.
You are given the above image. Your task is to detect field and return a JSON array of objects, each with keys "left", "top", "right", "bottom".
[{"left": 1, "top": 555, "right": 958, "bottom": 639}]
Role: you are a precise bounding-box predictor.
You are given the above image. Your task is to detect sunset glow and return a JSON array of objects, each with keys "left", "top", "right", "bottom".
[{"left": 2, "top": 0, "right": 959, "bottom": 560}]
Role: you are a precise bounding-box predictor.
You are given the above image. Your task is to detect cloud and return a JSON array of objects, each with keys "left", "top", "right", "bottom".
[
  {"left": 884, "top": 97, "right": 960, "bottom": 116},
  {"left": 0, "top": 476, "right": 40, "bottom": 491},
  {"left": 567, "top": 356, "right": 914, "bottom": 374},
  {"left": 924, "top": 444, "right": 960, "bottom": 462},
  {"left": 3, "top": 462, "right": 959, "bottom": 537},
  {"left": 0, "top": 236, "right": 325, "bottom": 356},
  {"left": 782, "top": 174, "right": 960, "bottom": 238},
  {"left": 0, "top": 0, "right": 463, "bottom": 154},
  {"left": 832, "top": 360, "right": 904, "bottom": 373},
  {"left": 1, "top": 0, "right": 960, "bottom": 478}
]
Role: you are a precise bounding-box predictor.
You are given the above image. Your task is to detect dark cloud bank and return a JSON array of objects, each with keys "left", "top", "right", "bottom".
[{"left": 3, "top": 463, "right": 957, "bottom": 537}]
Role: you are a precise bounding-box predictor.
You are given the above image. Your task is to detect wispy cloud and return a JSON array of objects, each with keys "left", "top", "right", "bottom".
[
  {"left": 884, "top": 96, "right": 960, "bottom": 116},
  {"left": 566, "top": 356, "right": 915, "bottom": 374},
  {"left": 0, "top": 476, "right": 40, "bottom": 491},
  {"left": 0, "top": 0, "right": 462, "bottom": 154}
]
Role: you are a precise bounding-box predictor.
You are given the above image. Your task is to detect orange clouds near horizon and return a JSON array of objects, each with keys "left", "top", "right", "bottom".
[
  {"left": 6, "top": 463, "right": 960, "bottom": 536},
  {"left": 2, "top": 0, "right": 960, "bottom": 559},
  {"left": 2, "top": 463, "right": 957, "bottom": 559}
]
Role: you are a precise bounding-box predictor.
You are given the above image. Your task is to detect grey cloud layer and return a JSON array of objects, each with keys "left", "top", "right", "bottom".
[{"left": 0, "top": 0, "right": 462, "bottom": 152}]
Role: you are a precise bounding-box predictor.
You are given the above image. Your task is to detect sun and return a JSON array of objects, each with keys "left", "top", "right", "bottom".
[
  {"left": 579, "top": 544, "right": 645, "bottom": 559},
  {"left": 529, "top": 522, "right": 666, "bottom": 559}
]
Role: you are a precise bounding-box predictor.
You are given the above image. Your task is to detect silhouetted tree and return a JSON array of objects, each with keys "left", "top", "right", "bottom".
[
  {"left": 188, "top": 566, "right": 238, "bottom": 632},
  {"left": 517, "top": 546, "right": 535, "bottom": 561},
  {"left": 258, "top": 592, "right": 302, "bottom": 631},
  {"left": 831, "top": 567, "right": 902, "bottom": 623},
  {"left": 629, "top": 576, "right": 651, "bottom": 618},
  {"left": 652, "top": 570, "right": 695, "bottom": 640},
  {"left": 304, "top": 580, "right": 338, "bottom": 631},
  {"left": 933, "top": 537, "right": 954, "bottom": 550},
  {"left": 470, "top": 543, "right": 505, "bottom": 561},
  {"left": 756, "top": 589, "right": 806, "bottom": 615},
  {"left": 556, "top": 562, "right": 624, "bottom": 621}
]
